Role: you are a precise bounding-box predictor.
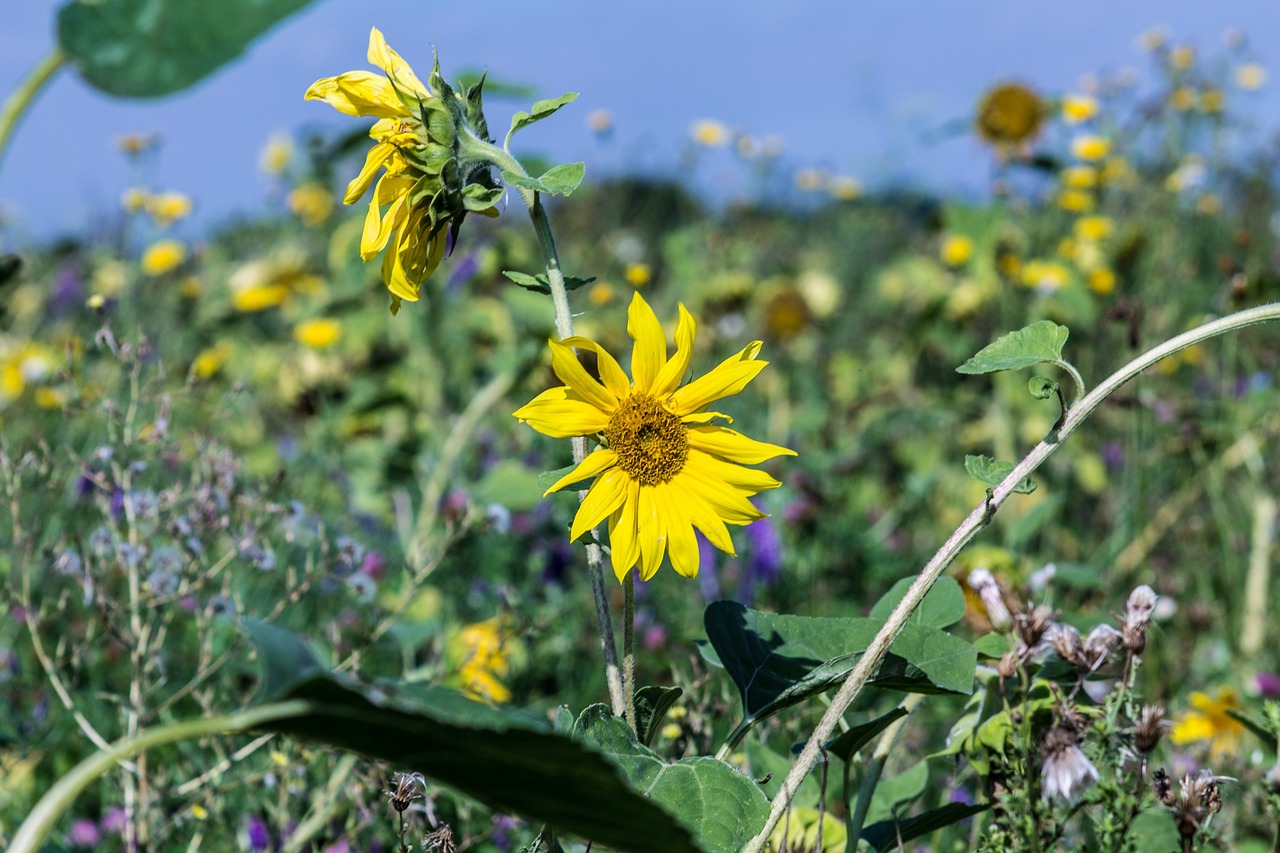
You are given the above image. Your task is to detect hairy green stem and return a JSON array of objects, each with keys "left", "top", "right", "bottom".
[
  {"left": 0, "top": 47, "right": 65, "bottom": 171},
  {"left": 744, "top": 302, "right": 1280, "bottom": 851},
  {"left": 9, "top": 701, "right": 309, "bottom": 853},
  {"left": 466, "top": 133, "right": 625, "bottom": 716}
]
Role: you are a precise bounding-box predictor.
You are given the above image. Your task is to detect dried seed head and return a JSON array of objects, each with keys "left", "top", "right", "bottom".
[
  {"left": 969, "top": 567, "right": 1013, "bottom": 633},
  {"left": 1154, "top": 767, "right": 1174, "bottom": 806},
  {"left": 1133, "top": 705, "right": 1169, "bottom": 754},
  {"left": 1122, "top": 584, "right": 1158, "bottom": 654},
  {"left": 1041, "top": 725, "right": 1099, "bottom": 804},
  {"left": 998, "top": 651, "right": 1019, "bottom": 680},
  {"left": 1018, "top": 604, "right": 1058, "bottom": 649},
  {"left": 1172, "top": 770, "right": 1224, "bottom": 841},
  {"left": 423, "top": 825, "right": 457, "bottom": 853},
  {"left": 1051, "top": 624, "right": 1084, "bottom": 669},
  {"left": 384, "top": 771, "right": 425, "bottom": 813},
  {"left": 1082, "top": 623, "right": 1121, "bottom": 672}
]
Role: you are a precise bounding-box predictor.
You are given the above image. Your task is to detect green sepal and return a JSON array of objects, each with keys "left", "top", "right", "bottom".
[
  {"left": 463, "top": 70, "right": 492, "bottom": 142},
  {"left": 964, "top": 454, "right": 1037, "bottom": 494}
]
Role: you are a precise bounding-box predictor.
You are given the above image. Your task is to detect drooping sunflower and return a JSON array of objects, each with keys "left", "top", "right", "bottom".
[
  {"left": 305, "top": 29, "right": 501, "bottom": 311},
  {"left": 514, "top": 293, "right": 795, "bottom": 582}
]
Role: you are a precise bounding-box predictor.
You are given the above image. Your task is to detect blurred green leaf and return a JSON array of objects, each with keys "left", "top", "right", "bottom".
[
  {"left": 972, "top": 633, "right": 1008, "bottom": 659},
  {"left": 869, "top": 576, "right": 966, "bottom": 629},
  {"left": 472, "top": 460, "right": 544, "bottom": 512},
  {"left": 503, "top": 270, "right": 596, "bottom": 293},
  {"left": 964, "top": 455, "right": 1037, "bottom": 494},
  {"left": 956, "top": 320, "right": 1070, "bottom": 375},
  {"left": 245, "top": 622, "right": 698, "bottom": 853},
  {"left": 863, "top": 758, "right": 929, "bottom": 824},
  {"left": 574, "top": 705, "right": 768, "bottom": 853},
  {"left": 1226, "top": 709, "right": 1278, "bottom": 757},
  {"left": 861, "top": 802, "right": 989, "bottom": 852},
  {"left": 58, "top": 0, "right": 316, "bottom": 98},
  {"left": 0, "top": 254, "right": 23, "bottom": 288}
]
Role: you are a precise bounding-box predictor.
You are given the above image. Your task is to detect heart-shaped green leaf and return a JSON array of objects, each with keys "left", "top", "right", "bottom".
[{"left": 956, "top": 320, "right": 1070, "bottom": 375}]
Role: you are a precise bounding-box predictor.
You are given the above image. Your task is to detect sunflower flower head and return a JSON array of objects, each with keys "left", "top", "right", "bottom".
[
  {"left": 1170, "top": 687, "right": 1246, "bottom": 760},
  {"left": 975, "top": 82, "right": 1046, "bottom": 150},
  {"left": 514, "top": 293, "right": 796, "bottom": 582},
  {"left": 306, "top": 28, "right": 502, "bottom": 313}
]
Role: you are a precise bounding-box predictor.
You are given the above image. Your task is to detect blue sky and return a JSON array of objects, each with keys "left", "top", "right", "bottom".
[{"left": 3, "top": 1, "right": 1280, "bottom": 240}]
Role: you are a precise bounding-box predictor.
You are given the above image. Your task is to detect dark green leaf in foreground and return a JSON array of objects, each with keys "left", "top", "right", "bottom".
[
  {"left": 956, "top": 320, "right": 1070, "bottom": 375},
  {"left": 825, "top": 706, "right": 909, "bottom": 762},
  {"left": 964, "top": 454, "right": 1037, "bottom": 495},
  {"left": 245, "top": 622, "right": 697, "bottom": 853},
  {"left": 58, "top": 0, "right": 315, "bottom": 98},
  {"left": 634, "top": 685, "right": 683, "bottom": 747},
  {"left": 860, "top": 802, "right": 990, "bottom": 852},
  {"left": 701, "top": 602, "right": 976, "bottom": 739},
  {"left": 574, "top": 704, "right": 768, "bottom": 853}
]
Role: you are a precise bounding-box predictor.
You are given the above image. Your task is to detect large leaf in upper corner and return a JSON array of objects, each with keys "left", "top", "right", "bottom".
[
  {"left": 58, "top": 0, "right": 316, "bottom": 98},
  {"left": 700, "top": 602, "right": 976, "bottom": 733},
  {"left": 244, "top": 621, "right": 697, "bottom": 853},
  {"left": 574, "top": 705, "right": 768, "bottom": 853}
]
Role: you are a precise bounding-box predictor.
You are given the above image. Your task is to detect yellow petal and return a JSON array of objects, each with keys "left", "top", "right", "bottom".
[
  {"left": 361, "top": 193, "right": 407, "bottom": 260},
  {"left": 627, "top": 292, "right": 666, "bottom": 393},
  {"left": 688, "top": 425, "right": 796, "bottom": 464},
  {"left": 367, "top": 27, "right": 429, "bottom": 97},
  {"left": 548, "top": 338, "right": 618, "bottom": 414},
  {"left": 304, "top": 71, "right": 403, "bottom": 118},
  {"left": 344, "top": 142, "right": 395, "bottom": 204},
  {"left": 652, "top": 303, "right": 696, "bottom": 398},
  {"left": 678, "top": 487, "right": 736, "bottom": 554},
  {"left": 690, "top": 450, "right": 783, "bottom": 493},
  {"left": 671, "top": 355, "right": 767, "bottom": 415},
  {"left": 559, "top": 336, "right": 630, "bottom": 399},
  {"left": 680, "top": 454, "right": 772, "bottom": 524},
  {"left": 547, "top": 448, "right": 619, "bottom": 496},
  {"left": 514, "top": 387, "right": 612, "bottom": 438},
  {"left": 609, "top": 480, "right": 641, "bottom": 580},
  {"left": 656, "top": 482, "right": 700, "bottom": 578},
  {"left": 636, "top": 485, "right": 665, "bottom": 581},
  {"left": 570, "top": 466, "right": 630, "bottom": 538}
]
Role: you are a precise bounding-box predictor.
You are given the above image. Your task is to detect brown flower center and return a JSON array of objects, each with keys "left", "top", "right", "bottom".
[{"left": 604, "top": 393, "right": 688, "bottom": 486}]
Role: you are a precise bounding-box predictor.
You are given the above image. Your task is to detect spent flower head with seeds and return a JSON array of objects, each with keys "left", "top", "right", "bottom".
[{"left": 514, "top": 292, "right": 795, "bottom": 581}]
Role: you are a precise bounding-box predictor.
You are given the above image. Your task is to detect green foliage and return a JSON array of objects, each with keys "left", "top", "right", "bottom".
[
  {"left": 956, "top": 320, "right": 1070, "bottom": 375},
  {"left": 964, "top": 454, "right": 1038, "bottom": 494},
  {"left": 503, "top": 162, "right": 587, "bottom": 197},
  {"left": 58, "top": 0, "right": 316, "bottom": 97},
  {"left": 505, "top": 92, "right": 579, "bottom": 147}
]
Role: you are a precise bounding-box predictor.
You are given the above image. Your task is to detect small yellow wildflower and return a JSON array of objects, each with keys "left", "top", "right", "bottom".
[
  {"left": 1061, "top": 94, "right": 1098, "bottom": 124},
  {"left": 941, "top": 234, "right": 974, "bottom": 267},
  {"left": 1071, "top": 135, "right": 1110, "bottom": 161},
  {"left": 260, "top": 133, "right": 293, "bottom": 174},
  {"left": 270, "top": 751, "right": 288, "bottom": 767},
  {"left": 975, "top": 82, "right": 1046, "bottom": 147},
  {"left": 1236, "top": 63, "right": 1267, "bottom": 90},
  {"left": 1057, "top": 189, "right": 1094, "bottom": 213},
  {"left": 1101, "top": 157, "right": 1136, "bottom": 188},
  {"left": 588, "top": 282, "right": 615, "bottom": 306},
  {"left": 1197, "top": 194, "right": 1222, "bottom": 215},
  {"left": 232, "top": 284, "right": 291, "bottom": 312},
  {"left": 191, "top": 805, "right": 208, "bottom": 821},
  {"left": 293, "top": 319, "right": 343, "bottom": 350},
  {"left": 141, "top": 240, "right": 186, "bottom": 276},
  {"left": 691, "top": 120, "right": 730, "bottom": 147},
  {"left": 660, "top": 723, "right": 682, "bottom": 740},
  {"left": 147, "top": 191, "right": 193, "bottom": 227},
  {"left": 1088, "top": 268, "right": 1117, "bottom": 295},
  {"left": 624, "top": 262, "right": 652, "bottom": 288},
  {"left": 1169, "top": 44, "right": 1196, "bottom": 72},
  {"left": 34, "top": 386, "right": 66, "bottom": 409},
  {"left": 513, "top": 292, "right": 795, "bottom": 581},
  {"left": 828, "top": 175, "right": 862, "bottom": 201},
  {"left": 121, "top": 186, "right": 149, "bottom": 213},
  {"left": 91, "top": 260, "right": 127, "bottom": 297},
  {"left": 1169, "top": 87, "right": 1195, "bottom": 111},
  {"left": 287, "top": 184, "right": 334, "bottom": 226},
  {"left": 1074, "top": 216, "right": 1114, "bottom": 241},
  {"left": 794, "top": 168, "right": 827, "bottom": 192},
  {"left": 1199, "top": 89, "right": 1224, "bottom": 113},
  {"left": 1138, "top": 26, "right": 1168, "bottom": 53},
  {"left": 192, "top": 343, "right": 231, "bottom": 379},
  {"left": 1021, "top": 260, "right": 1069, "bottom": 290},
  {"left": 116, "top": 133, "right": 158, "bottom": 156},
  {"left": 455, "top": 618, "right": 512, "bottom": 704},
  {"left": 1170, "top": 688, "right": 1245, "bottom": 759},
  {"left": 1061, "top": 166, "right": 1097, "bottom": 189}
]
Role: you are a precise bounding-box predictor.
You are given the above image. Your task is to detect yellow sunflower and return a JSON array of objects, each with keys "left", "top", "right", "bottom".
[
  {"left": 1170, "top": 687, "right": 1246, "bottom": 760},
  {"left": 514, "top": 293, "right": 795, "bottom": 582}
]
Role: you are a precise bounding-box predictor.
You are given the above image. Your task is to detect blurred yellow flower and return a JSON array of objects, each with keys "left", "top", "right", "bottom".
[
  {"left": 1057, "top": 189, "right": 1094, "bottom": 213},
  {"left": 179, "top": 275, "right": 203, "bottom": 299},
  {"left": 141, "top": 240, "right": 186, "bottom": 276},
  {"left": 513, "top": 292, "right": 794, "bottom": 581},
  {"left": 191, "top": 342, "right": 231, "bottom": 379},
  {"left": 794, "top": 168, "right": 826, "bottom": 192},
  {"left": 293, "top": 318, "right": 343, "bottom": 350},
  {"left": 146, "top": 191, "right": 193, "bottom": 227},
  {"left": 1138, "top": 26, "right": 1168, "bottom": 52},
  {"left": 1169, "top": 87, "right": 1195, "bottom": 111},
  {"left": 586, "top": 108, "right": 614, "bottom": 134},
  {"left": 1074, "top": 216, "right": 1113, "bottom": 241},
  {"left": 975, "top": 82, "right": 1046, "bottom": 147},
  {"left": 624, "top": 262, "right": 652, "bottom": 288},
  {"left": 1021, "top": 260, "right": 1069, "bottom": 290},
  {"left": 828, "top": 175, "right": 862, "bottom": 201},
  {"left": 455, "top": 617, "right": 512, "bottom": 704},
  {"left": 191, "top": 805, "right": 208, "bottom": 821},
  {"left": 1088, "top": 268, "right": 1117, "bottom": 295},
  {"left": 1199, "top": 89, "right": 1224, "bottom": 113},
  {"left": 229, "top": 254, "right": 323, "bottom": 312},
  {"left": 588, "top": 282, "right": 615, "bottom": 306},
  {"left": 1061, "top": 166, "right": 1097, "bottom": 189},
  {"left": 1171, "top": 688, "right": 1245, "bottom": 759},
  {"left": 1071, "top": 135, "right": 1110, "bottom": 161},
  {"left": 287, "top": 184, "right": 334, "bottom": 226},
  {"left": 1061, "top": 94, "right": 1098, "bottom": 124},
  {"left": 691, "top": 119, "right": 730, "bottom": 147},
  {"left": 1197, "top": 194, "right": 1222, "bottom": 215},
  {"left": 766, "top": 807, "right": 846, "bottom": 853},
  {"left": 121, "top": 186, "right": 149, "bottom": 213},
  {"left": 1236, "top": 63, "right": 1267, "bottom": 90},
  {"left": 34, "top": 386, "right": 67, "bottom": 409},
  {"left": 91, "top": 259, "right": 128, "bottom": 296},
  {"left": 1169, "top": 44, "right": 1195, "bottom": 71},
  {"left": 260, "top": 133, "right": 293, "bottom": 175},
  {"left": 116, "top": 133, "right": 158, "bottom": 156},
  {"left": 232, "top": 284, "right": 291, "bottom": 312},
  {"left": 941, "top": 234, "right": 974, "bottom": 267}
]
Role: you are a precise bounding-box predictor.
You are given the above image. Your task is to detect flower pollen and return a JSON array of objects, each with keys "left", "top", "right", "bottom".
[{"left": 606, "top": 394, "right": 688, "bottom": 485}]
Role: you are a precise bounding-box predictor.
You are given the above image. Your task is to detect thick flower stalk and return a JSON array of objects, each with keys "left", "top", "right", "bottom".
[
  {"left": 305, "top": 28, "right": 502, "bottom": 312},
  {"left": 515, "top": 293, "right": 795, "bottom": 581}
]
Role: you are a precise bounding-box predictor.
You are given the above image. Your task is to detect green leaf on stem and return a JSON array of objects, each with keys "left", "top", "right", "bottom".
[
  {"left": 506, "top": 92, "right": 579, "bottom": 144},
  {"left": 955, "top": 320, "right": 1070, "bottom": 375},
  {"left": 862, "top": 759, "right": 929, "bottom": 825},
  {"left": 503, "top": 270, "right": 596, "bottom": 293},
  {"left": 245, "top": 622, "right": 698, "bottom": 853},
  {"left": 502, "top": 162, "right": 586, "bottom": 197},
  {"left": 634, "top": 685, "right": 683, "bottom": 747},
  {"left": 1028, "top": 375, "right": 1059, "bottom": 400},
  {"left": 1225, "top": 709, "right": 1278, "bottom": 757},
  {"left": 860, "top": 802, "right": 990, "bottom": 852},
  {"left": 825, "top": 706, "right": 909, "bottom": 762},
  {"left": 964, "top": 454, "right": 1037, "bottom": 494},
  {"left": 58, "top": 0, "right": 316, "bottom": 98},
  {"left": 574, "top": 705, "right": 768, "bottom": 853},
  {"left": 868, "top": 576, "right": 966, "bottom": 629}
]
